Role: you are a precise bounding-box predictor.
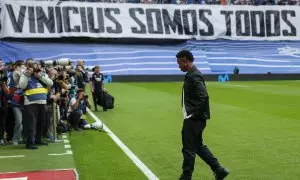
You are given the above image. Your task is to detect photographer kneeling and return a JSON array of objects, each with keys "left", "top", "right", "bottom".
[{"left": 68, "top": 88, "right": 86, "bottom": 131}]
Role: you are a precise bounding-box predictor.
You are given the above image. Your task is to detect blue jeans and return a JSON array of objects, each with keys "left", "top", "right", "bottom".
[{"left": 12, "top": 107, "right": 23, "bottom": 142}]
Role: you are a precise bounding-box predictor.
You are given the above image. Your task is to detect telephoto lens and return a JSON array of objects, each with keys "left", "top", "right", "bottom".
[{"left": 43, "top": 58, "right": 71, "bottom": 67}]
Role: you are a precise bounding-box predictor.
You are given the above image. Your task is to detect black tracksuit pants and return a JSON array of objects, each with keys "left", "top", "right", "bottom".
[
  {"left": 181, "top": 117, "right": 221, "bottom": 180},
  {"left": 92, "top": 90, "right": 107, "bottom": 110},
  {"left": 23, "top": 104, "right": 46, "bottom": 145}
]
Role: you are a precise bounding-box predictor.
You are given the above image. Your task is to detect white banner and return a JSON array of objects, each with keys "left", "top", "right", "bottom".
[{"left": 0, "top": 0, "right": 300, "bottom": 40}]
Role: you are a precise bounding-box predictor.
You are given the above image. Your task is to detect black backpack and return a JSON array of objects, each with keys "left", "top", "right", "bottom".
[
  {"left": 96, "top": 92, "right": 114, "bottom": 109},
  {"left": 105, "top": 92, "right": 114, "bottom": 109},
  {"left": 56, "top": 120, "right": 71, "bottom": 135}
]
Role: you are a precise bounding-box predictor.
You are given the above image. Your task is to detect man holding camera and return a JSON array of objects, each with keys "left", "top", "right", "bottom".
[
  {"left": 75, "top": 60, "right": 88, "bottom": 92},
  {"left": 68, "top": 88, "right": 86, "bottom": 131},
  {"left": 19, "top": 62, "right": 53, "bottom": 149}
]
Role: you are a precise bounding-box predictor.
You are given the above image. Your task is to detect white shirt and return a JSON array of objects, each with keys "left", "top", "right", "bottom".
[
  {"left": 182, "top": 88, "right": 192, "bottom": 119},
  {"left": 69, "top": 97, "right": 77, "bottom": 107}
]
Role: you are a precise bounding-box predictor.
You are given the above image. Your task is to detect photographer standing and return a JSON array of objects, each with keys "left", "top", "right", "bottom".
[
  {"left": 0, "top": 61, "right": 9, "bottom": 145},
  {"left": 75, "top": 60, "right": 88, "bottom": 92},
  {"left": 9, "top": 60, "right": 25, "bottom": 145},
  {"left": 45, "top": 68, "right": 60, "bottom": 141},
  {"left": 19, "top": 62, "right": 53, "bottom": 149},
  {"left": 90, "top": 66, "right": 107, "bottom": 112}
]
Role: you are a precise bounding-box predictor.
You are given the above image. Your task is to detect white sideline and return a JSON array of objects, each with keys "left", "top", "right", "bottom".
[
  {"left": 48, "top": 150, "right": 73, "bottom": 156},
  {"left": 87, "top": 109, "right": 159, "bottom": 180},
  {"left": 0, "top": 155, "right": 25, "bottom": 159}
]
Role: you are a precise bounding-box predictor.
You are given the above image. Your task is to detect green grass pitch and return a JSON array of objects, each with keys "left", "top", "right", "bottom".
[
  {"left": 1, "top": 81, "right": 300, "bottom": 180},
  {"left": 70, "top": 81, "right": 300, "bottom": 180}
]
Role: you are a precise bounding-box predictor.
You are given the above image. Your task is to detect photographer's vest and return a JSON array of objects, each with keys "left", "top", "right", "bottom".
[{"left": 25, "top": 77, "right": 48, "bottom": 102}]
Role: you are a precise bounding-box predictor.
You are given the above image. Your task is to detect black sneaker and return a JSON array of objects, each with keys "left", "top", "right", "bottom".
[
  {"left": 214, "top": 167, "right": 229, "bottom": 180},
  {"left": 74, "top": 127, "right": 83, "bottom": 131},
  {"left": 35, "top": 141, "right": 48, "bottom": 146},
  {"left": 26, "top": 144, "right": 38, "bottom": 150}
]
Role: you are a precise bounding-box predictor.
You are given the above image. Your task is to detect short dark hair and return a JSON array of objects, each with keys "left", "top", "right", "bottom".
[
  {"left": 15, "top": 60, "right": 24, "bottom": 66},
  {"left": 176, "top": 50, "right": 194, "bottom": 62},
  {"left": 77, "top": 88, "right": 84, "bottom": 94}
]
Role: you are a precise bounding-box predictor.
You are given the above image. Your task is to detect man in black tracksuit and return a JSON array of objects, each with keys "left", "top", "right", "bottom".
[
  {"left": 90, "top": 66, "right": 107, "bottom": 112},
  {"left": 176, "top": 50, "right": 229, "bottom": 180}
]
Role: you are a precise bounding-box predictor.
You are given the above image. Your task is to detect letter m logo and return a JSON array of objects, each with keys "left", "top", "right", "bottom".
[
  {"left": 104, "top": 75, "right": 112, "bottom": 84},
  {"left": 218, "top": 74, "right": 229, "bottom": 82}
]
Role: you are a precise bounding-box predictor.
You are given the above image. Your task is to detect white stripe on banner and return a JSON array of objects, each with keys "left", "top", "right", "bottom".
[
  {"left": 207, "top": 57, "right": 290, "bottom": 62},
  {"left": 82, "top": 55, "right": 206, "bottom": 62},
  {"left": 99, "top": 62, "right": 209, "bottom": 67},
  {"left": 34, "top": 51, "right": 223, "bottom": 60},
  {"left": 189, "top": 42, "right": 290, "bottom": 46},
  {"left": 34, "top": 50, "right": 180, "bottom": 60},
  {"left": 210, "top": 63, "right": 300, "bottom": 68},
  {"left": 101, "top": 67, "right": 211, "bottom": 73},
  {"left": 87, "top": 109, "right": 159, "bottom": 180},
  {"left": 83, "top": 57, "right": 291, "bottom": 63}
]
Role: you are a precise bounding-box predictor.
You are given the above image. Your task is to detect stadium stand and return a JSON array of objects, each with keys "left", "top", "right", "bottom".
[{"left": 1, "top": 40, "right": 300, "bottom": 75}]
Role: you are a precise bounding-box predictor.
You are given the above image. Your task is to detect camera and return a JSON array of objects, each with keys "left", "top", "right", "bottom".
[
  {"left": 84, "top": 95, "right": 89, "bottom": 100},
  {"left": 0, "top": 70, "right": 8, "bottom": 83},
  {"left": 41, "top": 58, "right": 71, "bottom": 67},
  {"left": 41, "top": 59, "right": 73, "bottom": 72},
  {"left": 55, "top": 65, "right": 73, "bottom": 72},
  {"left": 0, "top": 76, "right": 8, "bottom": 83}
]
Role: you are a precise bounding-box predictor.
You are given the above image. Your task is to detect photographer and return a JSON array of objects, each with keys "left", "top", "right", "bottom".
[
  {"left": 77, "top": 94, "right": 92, "bottom": 130},
  {"left": 45, "top": 68, "right": 61, "bottom": 141},
  {"left": 55, "top": 71, "right": 73, "bottom": 120},
  {"left": 68, "top": 88, "right": 85, "bottom": 131},
  {"left": 75, "top": 60, "right": 88, "bottom": 92},
  {"left": 0, "top": 60, "right": 9, "bottom": 145},
  {"left": 9, "top": 60, "right": 25, "bottom": 145},
  {"left": 19, "top": 61, "right": 53, "bottom": 149},
  {"left": 5, "top": 61, "right": 17, "bottom": 143}
]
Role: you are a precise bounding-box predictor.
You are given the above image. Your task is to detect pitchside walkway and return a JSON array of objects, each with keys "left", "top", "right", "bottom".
[{"left": 0, "top": 134, "right": 77, "bottom": 179}]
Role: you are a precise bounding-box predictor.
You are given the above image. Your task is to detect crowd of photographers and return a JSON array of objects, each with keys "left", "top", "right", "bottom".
[{"left": 0, "top": 58, "right": 107, "bottom": 149}]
